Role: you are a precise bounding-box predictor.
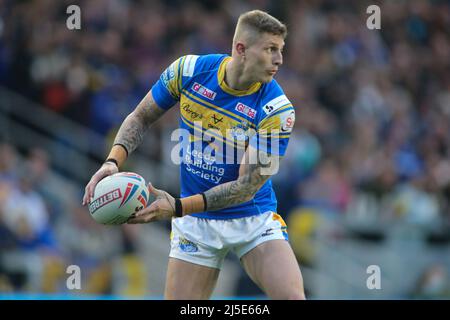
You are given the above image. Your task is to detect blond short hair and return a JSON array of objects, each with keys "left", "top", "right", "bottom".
[{"left": 233, "top": 10, "right": 287, "bottom": 45}]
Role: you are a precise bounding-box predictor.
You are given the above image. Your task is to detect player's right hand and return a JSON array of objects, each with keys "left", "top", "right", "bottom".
[{"left": 82, "top": 162, "right": 119, "bottom": 206}]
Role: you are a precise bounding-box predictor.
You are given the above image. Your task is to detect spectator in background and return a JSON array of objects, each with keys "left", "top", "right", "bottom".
[
  {"left": 25, "top": 147, "right": 65, "bottom": 224},
  {"left": 297, "top": 159, "right": 353, "bottom": 217},
  {"left": 0, "top": 165, "right": 60, "bottom": 291},
  {"left": 411, "top": 263, "right": 450, "bottom": 299}
]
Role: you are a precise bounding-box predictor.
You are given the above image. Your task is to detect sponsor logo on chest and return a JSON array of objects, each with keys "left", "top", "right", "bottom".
[
  {"left": 192, "top": 82, "right": 217, "bottom": 100},
  {"left": 182, "top": 103, "right": 203, "bottom": 120},
  {"left": 235, "top": 102, "right": 257, "bottom": 119}
]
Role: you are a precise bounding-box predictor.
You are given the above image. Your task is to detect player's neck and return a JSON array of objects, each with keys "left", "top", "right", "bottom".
[{"left": 225, "top": 59, "right": 256, "bottom": 91}]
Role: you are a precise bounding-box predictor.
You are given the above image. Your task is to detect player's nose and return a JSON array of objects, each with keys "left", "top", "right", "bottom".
[{"left": 273, "top": 51, "right": 283, "bottom": 66}]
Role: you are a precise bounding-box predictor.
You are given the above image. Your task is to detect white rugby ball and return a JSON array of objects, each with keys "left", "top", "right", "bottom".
[{"left": 88, "top": 172, "right": 149, "bottom": 225}]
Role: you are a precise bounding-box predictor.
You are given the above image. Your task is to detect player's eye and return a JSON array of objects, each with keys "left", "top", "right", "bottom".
[{"left": 271, "top": 46, "right": 282, "bottom": 53}]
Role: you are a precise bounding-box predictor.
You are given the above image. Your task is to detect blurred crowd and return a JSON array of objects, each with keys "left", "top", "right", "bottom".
[
  {"left": 1, "top": 0, "right": 450, "bottom": 297},
  {"left": 0, "top": 143, "right": 146, "bottom": 294}
]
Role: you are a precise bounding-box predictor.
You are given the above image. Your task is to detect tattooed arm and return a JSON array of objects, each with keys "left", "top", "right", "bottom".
[
  {"left": 82, "top": 90, "right": 165, "bottom": 205},
  {"left": 108, "top": 90, "right": 166, "bottom": 166},
  {"left": 203, "top": 146, "right": 279, "bottom": 211}
]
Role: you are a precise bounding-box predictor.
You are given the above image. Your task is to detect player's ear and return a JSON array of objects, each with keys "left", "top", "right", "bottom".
[{"left": 235, "top": 42, "right": 246, "bottom": 59}]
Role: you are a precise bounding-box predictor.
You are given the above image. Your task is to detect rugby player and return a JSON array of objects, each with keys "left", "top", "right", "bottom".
[{"left": 83, "top": 10, "right": 305, "bottom": 300}]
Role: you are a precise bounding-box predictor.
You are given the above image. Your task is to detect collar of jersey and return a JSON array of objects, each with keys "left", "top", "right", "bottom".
[{"left": 217, "top": 57, "right": 261, "bottom": 96}]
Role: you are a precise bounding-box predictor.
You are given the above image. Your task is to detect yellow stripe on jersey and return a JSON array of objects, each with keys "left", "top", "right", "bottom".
[
  {"left": 180, "top": 113, "right": 247, "bottom": 150},
  {"left": 180, "top": 113, "right": 223, "bottom": 141},
  {"left": 181, "top": 92, "right": 257, "bottom": 134},
  {"left": 165, "top": 58, "right": 184, "bottom": 99},
  {"left": 177, "top": 56, "right": 187, "bottom": 94},
  {"left": 181, "top": 89, "right": 257, "bottom": 129},
  {"left": 181, "top": 94, "right": 244, "bottom": 134}
]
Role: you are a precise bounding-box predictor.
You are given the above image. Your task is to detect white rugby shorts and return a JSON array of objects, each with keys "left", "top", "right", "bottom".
[{"left": 169, "top": 211, "right": 289, "bottom": 269}]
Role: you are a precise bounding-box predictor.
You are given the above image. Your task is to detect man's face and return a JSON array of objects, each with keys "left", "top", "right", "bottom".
[{"left": 244, "top": 33, "right": 285, "bottom": 83}]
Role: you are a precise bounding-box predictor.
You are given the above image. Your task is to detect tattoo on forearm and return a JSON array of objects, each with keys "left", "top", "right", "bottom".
[
  {"left": 114, "top": 94, "right": 165, "bottom": 154},
  {"left": 204, "top": 159, "right": 272, "bottom": 211}
]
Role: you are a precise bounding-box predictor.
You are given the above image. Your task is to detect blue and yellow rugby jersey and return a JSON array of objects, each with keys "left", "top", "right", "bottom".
[{"left": 151, "top": 54, "right": 296, "bottom": 219}]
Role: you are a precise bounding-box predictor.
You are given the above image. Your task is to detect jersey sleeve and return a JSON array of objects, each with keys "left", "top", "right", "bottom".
[
  {"left": 151, "top": 55, "right": 199, "bottom": 110},
  {"left": 250, "top": 92, "right": 296, "bottom": 156}
]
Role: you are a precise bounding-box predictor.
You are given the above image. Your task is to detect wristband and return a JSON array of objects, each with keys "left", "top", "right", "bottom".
[
  {"left": 175, "top": 198, "right": 183, "bottom": 217},
  {"left": 201, "top": 192, "right": 208, "bottom": 211},
  {"left": 113, "top": 143, "right": 129, "bottom": 157},
  {"left": 105, "top": 158, "right": 119, "bottom": 167}
]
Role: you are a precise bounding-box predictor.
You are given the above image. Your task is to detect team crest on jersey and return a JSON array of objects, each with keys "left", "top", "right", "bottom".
[
  {"left": 235, "top": 102, "right": 257, "bottom": 119},
  {"left": 229, "top": 120, "right": 251, "bottom": 141},
  {"left": 192, "top": 82, "right": 217, "bottom": 100}
]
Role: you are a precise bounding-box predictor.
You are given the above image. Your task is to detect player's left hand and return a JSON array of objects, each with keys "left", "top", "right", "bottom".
[{"left": 127, "top": 183, "right": 175, "bottom": 224}]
